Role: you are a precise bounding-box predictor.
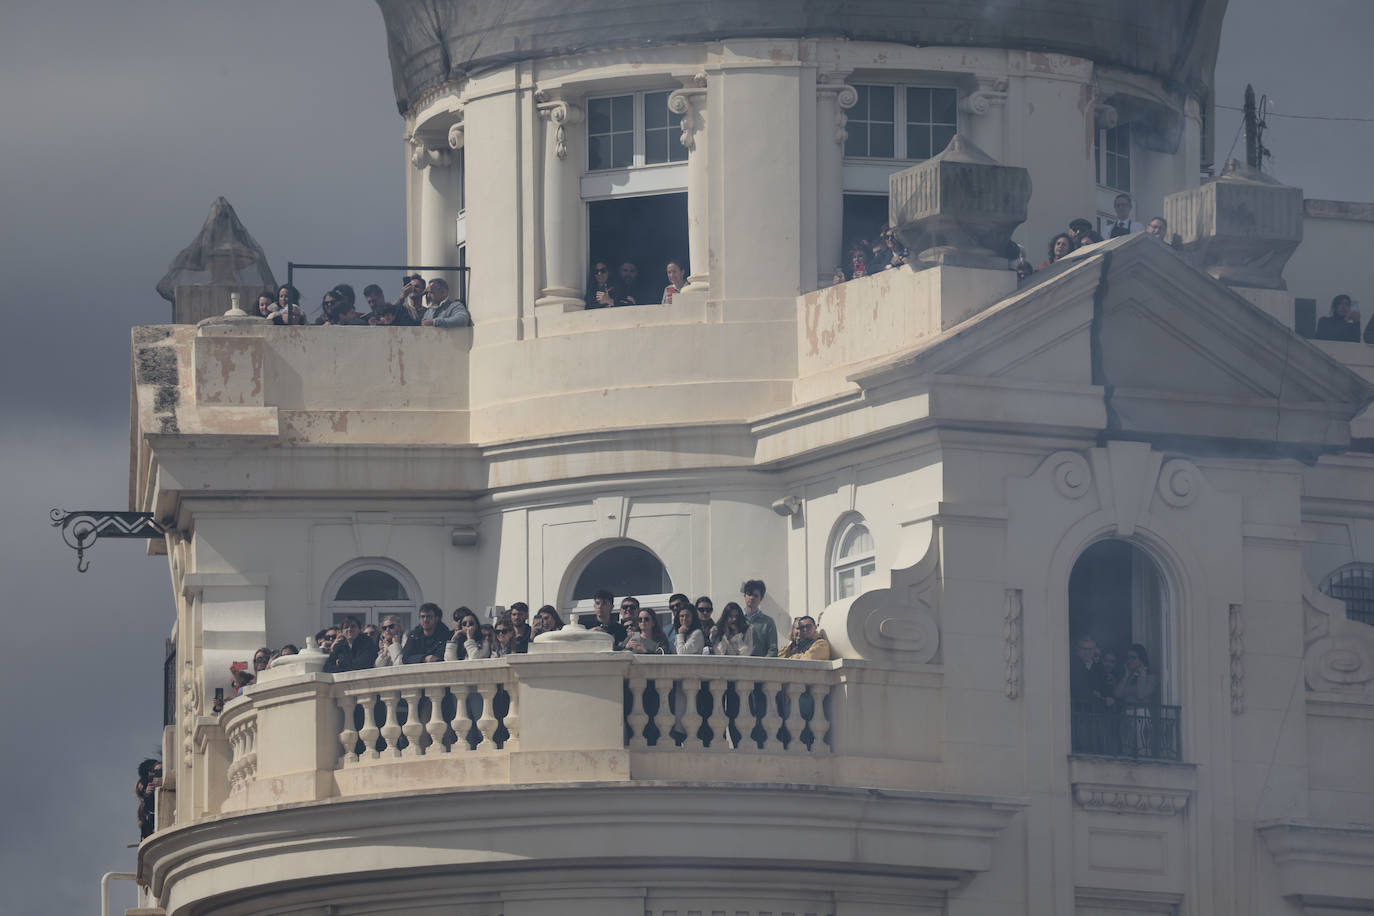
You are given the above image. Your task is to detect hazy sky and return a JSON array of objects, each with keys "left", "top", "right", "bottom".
[{"left": 0, "top": 1, "right": 1370, "bottom": 913}]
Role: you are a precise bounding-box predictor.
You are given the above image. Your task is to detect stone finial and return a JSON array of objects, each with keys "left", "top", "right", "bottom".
[
  {"left": 1163, "top": 159, "right": 1303, "bottom": 290},
  {"left": 889, "top": 134, "right": 1031, "bottom": 270}
]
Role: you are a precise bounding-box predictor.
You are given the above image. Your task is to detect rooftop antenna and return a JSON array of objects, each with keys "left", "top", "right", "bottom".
[{"left": 1242, "top": 84, "right": 1271, "bottom": 172}]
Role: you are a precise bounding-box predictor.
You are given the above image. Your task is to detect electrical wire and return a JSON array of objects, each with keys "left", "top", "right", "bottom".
[{"left": 1217, "top": 104, "right": 1374, "bottom": 124}]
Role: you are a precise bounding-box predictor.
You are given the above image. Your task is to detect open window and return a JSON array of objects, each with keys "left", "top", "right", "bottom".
[
  {"left": 564, "top": 542, "right": 674, "bottom": 620},
  {"left": 1068, "top": 540, "right": 1180, "bottom": 761},
  {"left": 587, "top": 194, "right": 688, "bottom": 306},
  {"left": 323, "top": 559, "right": 421, "bottom": 632}
]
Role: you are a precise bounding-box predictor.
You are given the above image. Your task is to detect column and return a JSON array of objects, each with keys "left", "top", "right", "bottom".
[
  {"left": 816, "top": 74, "right": 857, "bottom": 289},
  {"left": 668, "top": 74, "right": 709, "bottom": 294},
  {"left": 960, "top": 77, "right": 1009, "bottom": 162},
  {"left": 535, "top": 94, "right": 586, "bottom": 310},
  {"left": 410, "top": 133, "right": 459, "bottom": 294}
]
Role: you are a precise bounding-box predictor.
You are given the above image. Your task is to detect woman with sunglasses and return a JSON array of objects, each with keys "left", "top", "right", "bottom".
[
  {"left": 373, "top": 615, "right": 407, "bottom": 667},
  {"left": 624, "top": 609, "right": 669, "bottom": 654},
  {"left": 445, "top": 608, "right": 492, "bottom": 660},
  {"left": 492, "top": 613, "right": 528, "bottom": 656},
  {"left": 709, "top": 602, "right": 751, "bottom": 656},
  {"left": 584, "top": 259, "right": 622, "bottom": 309}
]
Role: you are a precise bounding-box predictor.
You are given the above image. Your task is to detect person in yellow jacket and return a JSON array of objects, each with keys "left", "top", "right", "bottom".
[{"left": 778, "top": 616, "right": 832, "bottom": 660}]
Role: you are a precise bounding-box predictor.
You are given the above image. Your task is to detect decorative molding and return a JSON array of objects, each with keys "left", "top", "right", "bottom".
[
  {"left": 1073, "top": 783, "right": 1190, "bottom": 816},
  {"left": 960, "top": 78, "right": 1008, "bottom": 115},
  {"left": 447, "top": 119, "right": 464, "bottom": 150},
  {"left": 1047, "top": 450, "right": 1092, "bottom": 499},
  {"left": 1229, "top": 603, "right": 1245, "bottom": 714},
  {"left": 535, "top": 93, "right": 583, "bottom": 161},
  {"left": 1157, "top": 458, "right": 1201, "bottom": 508},
  {"left": 403, "top": 79, "right": 464, "bottom": 123},
  {"left": 818, "top": 74, "right": 859, "bottom": 145},
  {"left": 1003, "top": 589, "right": 1023, "bottom": 699},
  {"left": 1094, "top": 102, "right": 1119, "bottom": 130},
  {"left": 667, "top": 73, "right": 708, "bottom": 151},
  {"left": 408, "top": 134, "right": 453, "bottom": 171},
  {"left": 1302, "top": 577, "right": 1374, "bottom": 695},
  {"left": 181, "top": 656, "right": 198, "bottom": 768}
]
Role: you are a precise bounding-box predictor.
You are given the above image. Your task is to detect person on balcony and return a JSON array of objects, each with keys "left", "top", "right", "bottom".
[
  {"left": 617, "top": 260, "right": 642, "bottom": 306},
  {"left": 778, "top": 616, "right": 832, "bottom": 660},
  {"left": 673, "top": 603, "right": 707, "bottom": 656},
  {"left": 694, "top": 596, "right": 716, "bottom": 635},
  {"left": 1070, "top": 633, "right": 1113, "bottom": 708},
  {"left": 624, "top": 606, "right": 670, "bottom": 654},
  {"left": 1102, "top": 193, "right": 1145, "bottom": 238},
  {"left": 507, "top": 601, "right": 532, "bottom": 645},
  {"left": 579, "top": 589, "right": 628, "bottom": 648},
  {"left": 1315, "top": 294, "right": 1362, "bottom": 342},
  {"left": 135, "top": 758, "right": 162, "bottom": 839},
  {"left": 709, "top": 601, "right": 751, "bottom": 656},
  {"left": 662, "top": 260, "right": 686, "bottom": 304},
  {"left": 532, "top": 605, "right": 563, "bottom": 637},
  {"left": 395, "top": 274, "right": 426, "bottom": 324},
  {"left": 492, "top": 613, "right": 527, "bottom": 656},
  {"left": 324, "top": 616, "right": 378, "bottom": 673},
  {"left": 618, "top": 595, "right": 641, "bottom": 630},
  {"left": 1146, "top": 217, "right": 1169, "bottom": 242},
  {"left": 1113, "top": 644, "right": 1159, "bottom": 706},
  {"left": 741, "top": 579, "right": 778, "bottom": 657},
  {"left": 446, "top": 608, "right": 492, "bottom": 660},
  {"left": 270, "top": 284, "right": 306, "bottom": 325},
  {"left": 420, "top": 278, "right": 471, "bottom": 328},
  {"left": 402, "top": 603, "right": 452, "bottom": 663},
  {"left": 374, "top": 614, "right": 407, "bottom": 667},
  {"left": 1039, "top": 233, "right": 1075, "bottom": 270}
]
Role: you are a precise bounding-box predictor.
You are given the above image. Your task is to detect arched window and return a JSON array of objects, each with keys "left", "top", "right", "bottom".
[
  {"left": 565, "top": 543, "right": 673, "bottom": 618},
  {"left": 830, "top": 518, "right": 876, "bottom": 601},
  {"left": 1321, "top": 564, "right": 1374, "bottom": 628},
  {"left": 1068, "top": 539, "right": 1179, "bottom": 761},
  {"left": 323, "top": 559, "right": 421, "bottom": 632}
]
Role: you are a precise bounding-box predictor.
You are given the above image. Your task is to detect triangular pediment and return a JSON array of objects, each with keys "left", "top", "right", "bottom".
[{"left": 850, "top": 234, "right": 1374, "bottom": 454}]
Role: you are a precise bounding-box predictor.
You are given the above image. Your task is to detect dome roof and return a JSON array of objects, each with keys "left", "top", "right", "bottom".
[{"left": 377, "top": 0, "right": 1227, "bottom": 113}]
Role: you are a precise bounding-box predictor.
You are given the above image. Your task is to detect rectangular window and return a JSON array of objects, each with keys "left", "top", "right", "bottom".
[
  {"left": 587, "top": 91, "right": 687, "bottom": 172},
  {"left": 588, "top": 94, "right": 635, "bottom": 171},
  {"left": 845, "top": 84, "right": 957, "bottom": 160},
  {"left": 905, "top": 87, "right": 958, "bottom": 160},
  {"left": 1100, "top": 123, "right": 1131, "bottom": 192}
]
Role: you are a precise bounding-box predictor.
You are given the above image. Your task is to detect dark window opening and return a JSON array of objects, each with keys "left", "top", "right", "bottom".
[
  {"left": 335, "top": 569, "right": 408, "bottom": 602},
  {"left": 837, "top": 193, "right": 890, "bottom": 273},
  {"left": 1321, "top": 565, "right": 1374, "bottom": 628},
  {"left": 587, "top": 193, "right": 688, "bottom": 306},
  {"left": 573, "top": 545, "right": 672, "bottom": 600},
  {"left": 905, "top": 87, "right": 958, "bottom": 160}
]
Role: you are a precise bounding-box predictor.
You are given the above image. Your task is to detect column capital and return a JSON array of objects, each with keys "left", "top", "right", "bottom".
[
  {"left": 960, "top": 78, "right": 1009, "bottom": 115},
  {"left": 408, "top": 134, "right": 454, "bottom": 170},
  {"left": 1094, "top": 102, "right": 1119, "bottom": 130},
  {"left": 535, "top": 92, "right": 583, "bottom": 160},
  {"left": 447, "top": 116, "right": 465, "bottom": 151},
  {"left": 668, "top": 73, "right": 708, "bottom": 150},
  {"left": 817, "top": 74, "right": 858, "bottom": 145}
]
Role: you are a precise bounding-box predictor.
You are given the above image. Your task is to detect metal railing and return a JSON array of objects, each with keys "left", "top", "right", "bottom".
[
  {"left": 286, "top": 261, "right": 471, "bottom": 313},
  {"left": 1071, "top": 704, "right": 1181, "bottom": 762}
]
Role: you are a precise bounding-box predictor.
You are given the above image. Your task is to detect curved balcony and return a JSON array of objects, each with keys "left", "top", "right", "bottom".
[{"left": 209, "top": 652, "right": 947, "bottom": 813}]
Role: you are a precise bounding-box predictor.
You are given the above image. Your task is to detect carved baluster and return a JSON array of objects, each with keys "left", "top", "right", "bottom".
[
  {"left": 783, "top": 682, "right": 806, "bottom": 752},
  {"left": 626, "top": 675, "right": 649, "bottom": 749},
  {"left": 452, "top": 686, "right": 474, "bottom": 752},
  {"left": 760, "top": 681, "right": 784, "bottom": 750},
  {"left": 681, "top": 678, "right": 706, "bottom": 749},
  {"left": 378, "top": 689, "right": 403, "bottom": 757},
  {"left": 502, "top": 682, "right": 519, "bottom": 749},
  {"left": 424, "top": 686, "right": 449, "bottom": 753},
  {"left": 707, "top": 679, "right": 730, "bottom": 750},
  {"left": 400, "top": 687, "right": 425, "bottom": 757},
  {"left": 475, "top": 683, "right": 499, "bottom": 748},
  {"left": 649, "top": 679, "right": 674, "bottom": 748},
  {"left": 337, "top": 695, "right": 359, "bottom": 764},
  {"left": 810, "top": 684, "right": 832, "bottom": 752},
  {"left": 357, "top": 694, "right": 381, "bottom": 760}
]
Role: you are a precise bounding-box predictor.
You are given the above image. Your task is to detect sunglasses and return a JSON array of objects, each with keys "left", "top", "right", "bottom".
[{"left": 495, "top": 628, "right": 512, "bottom": 635}]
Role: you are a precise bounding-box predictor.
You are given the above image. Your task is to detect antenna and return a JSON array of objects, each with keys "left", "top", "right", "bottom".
[{"left": 1242, "top": 84, "right": 1272, "bottom": 172}]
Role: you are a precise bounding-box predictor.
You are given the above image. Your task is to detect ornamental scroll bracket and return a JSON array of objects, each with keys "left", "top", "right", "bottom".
[
  {"left": 50, "top": 508, "right": 168, "bottom": 573},
  {"left": 535, "top": 93, "right": 584, "bottom": 161},
  {"left": 818, "top": 74, "right": 859, "bottom": 145},
  {"left": 408, "top": 134, "right": 453, "bottom": 170},
  {"left": 960, "top": 78, "right": 1009, "bottom": 116},
  {"left": 667, "top": 72, "right": 708, "bottom": 151}
]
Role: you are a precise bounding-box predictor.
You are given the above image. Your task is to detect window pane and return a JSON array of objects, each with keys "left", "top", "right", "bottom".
[
  {"left": 335, "top": 569, "right": 408, "bottom": 602},
  {"left": 644, "top": 90, "right": 670, "bottom": 129},
  {"left": 930, "top": 124, "right": 955, "bottom": 158},
  {"left": 612, "top": 94, "right": 633, "bottom": 129},
  {"left": 840, "top": 524, "right": 874, "bottom": 559},
  {"left": 853, "top": 85, "right": 872, "bottom": 120},
  {"left": 860, "top": 561, "right": 875, "bottom": 577},
  {"left": 907, "top": 87, "right": 930, "bottom": 124},
  {"left": 644, "top": 128, "right": 668, "bottom": 164},
  {"left": 869, "top": 123, "right": 894, "bottom": 158},
  {"left": 589, "top": 134, "right": 611, "bottom": 171},
  {"left": 932, "top": 87, "right": 958, "bottom": 124},
  {"left": 573, "top": 545, "right": 672, "bottom": 599},
  {"left": 844, "top": 128, "right": 866, "bottom": 158},
  {"left": 588, "top": 97, "right": 612, "bottom": 134},
  {"left": 870, "top": 85, "right": 894, "bottom": 121},
  {"left": 907, "top": 125, "right": 929, "bottom": 160},
  {"left": 612, "top": 133, "right": 633, "bottom": 168},
  {"left": 669, "top": 129, "right": 688, "bottom": 162},
  {"left": 837, "top": 568, "right": 856, "bottom": 599}
]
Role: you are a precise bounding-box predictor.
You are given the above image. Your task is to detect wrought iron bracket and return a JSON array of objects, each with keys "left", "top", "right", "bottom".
[{"left": 50, "top": 509, "right": 167, "bottom": 572}]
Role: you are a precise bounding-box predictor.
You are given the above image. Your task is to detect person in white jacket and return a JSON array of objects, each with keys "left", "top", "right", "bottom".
[
  {"left": 709, "top": 602, "right": 751, "bottom": 656},
  {"left": 445, "top": 610, "right": 494, "bottom": 660},
  {"left": 374, "top": 614, "right": 407, "bottom": 667},
  {"left": 672, "top": 604, "right": 707, "bottom": 656}
]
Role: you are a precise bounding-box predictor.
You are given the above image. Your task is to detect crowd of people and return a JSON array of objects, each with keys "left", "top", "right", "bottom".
[
  {"left": 1314, "top": 293, "right": 1374, "bottom": 344},
  {"left": 252, "top": 275, "right": 471, "bottom": 328},
  {"left": 1069, "top": 632, "right": 1166, "bottom": 757},
  {"left": 216, "top": 579, "right": 834, "bottom": 705},
  {"left": 585, "top": 257, "right": 688, "bottom": 308}
]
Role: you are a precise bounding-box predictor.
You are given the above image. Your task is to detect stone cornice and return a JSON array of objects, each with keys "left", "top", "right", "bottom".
[{"left": 1258, "top": 820, "right": 1374, "bottom": 906}]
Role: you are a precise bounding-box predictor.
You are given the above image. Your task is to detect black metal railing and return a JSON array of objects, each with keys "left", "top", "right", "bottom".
[
  {"left": 1323, "top": 566, "right": 1374, "bottom": 628},
  {"left": 1071, "top": 704, "right": 1181, "bottom": 762},
  {"left": 286, "top": 261, "right": 471, "bottom": 315}
]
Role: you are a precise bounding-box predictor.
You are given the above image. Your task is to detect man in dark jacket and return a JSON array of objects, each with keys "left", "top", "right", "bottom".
[
  {"left": 324, "top": 616, "right": 378, "bottom": 673},
  {"left": 403, "top": 602, "right": 452, "bottom": 663}
]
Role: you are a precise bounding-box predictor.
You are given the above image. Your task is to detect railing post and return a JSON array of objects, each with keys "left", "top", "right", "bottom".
[{"left": 506, "top": 655, "right": 631, "bottom": 781}]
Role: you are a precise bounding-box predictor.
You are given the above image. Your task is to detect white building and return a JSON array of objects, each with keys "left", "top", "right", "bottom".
[{"left": 129, "top": 3, "right": 1374, "bottom": 914}]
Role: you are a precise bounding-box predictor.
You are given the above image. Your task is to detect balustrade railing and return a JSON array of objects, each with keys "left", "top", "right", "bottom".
[
  {"left": 225, "top": 711, "right": 258, "bottom": 795},
  {"left": 1070, "top": 703, "right": 1181, "bottom": 762},
  {"left": 335, "top": 662, "right": 517, "bottom": 766},
  {"left": 624, "top": 658, "right": 833, "bottom": 753}
]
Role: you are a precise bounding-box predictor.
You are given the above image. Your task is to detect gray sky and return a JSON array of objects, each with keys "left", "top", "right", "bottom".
[{"left": 0, "top": 1, "right": 1370, "bottom": 913}]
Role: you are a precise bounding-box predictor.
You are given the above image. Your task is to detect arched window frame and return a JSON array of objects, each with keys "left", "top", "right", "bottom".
[
  {"left": 1320, "top": 562, "right": 1374, "bottom": 628},
  {"left": 829, "top": 515, "right": 877, "bottom": 603},
  {"left": 321, "top": 557, "right": 423, "bottom": 631},
  {"left": 560, "top": 539, "right": 675, "bottom": 621}
]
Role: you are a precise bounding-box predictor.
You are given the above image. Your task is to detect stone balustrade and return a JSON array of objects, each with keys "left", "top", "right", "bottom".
[{"left": 202, "top": 653, "right": 942, "bottom": 817}]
